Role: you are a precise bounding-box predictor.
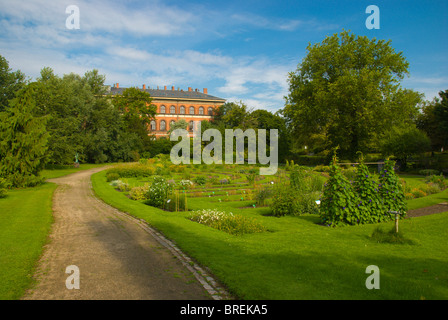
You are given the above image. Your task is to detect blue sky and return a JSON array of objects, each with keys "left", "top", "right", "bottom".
[{"left": 0, "top": 0, "right": 447, "bottom": 112}]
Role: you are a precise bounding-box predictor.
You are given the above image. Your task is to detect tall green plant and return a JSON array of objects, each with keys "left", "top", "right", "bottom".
[
  {"left": 0, "top": 84, "right": 49, "bottom": 187},
  {"left": 378, "top": 159, "right": 407, "bottom": 220},
  {"left": 353, "top": 154, "right": 385, "bottom": 223},
  {"left": 320, "top": 151, "right": 361, "bottom": 227}
]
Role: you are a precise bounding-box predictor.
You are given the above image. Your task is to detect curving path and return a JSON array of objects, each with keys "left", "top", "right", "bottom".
[{"left": 23, "top": 167, "right": 228, "bottom": 300}]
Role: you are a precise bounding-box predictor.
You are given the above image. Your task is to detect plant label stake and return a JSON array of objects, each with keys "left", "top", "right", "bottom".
[{"left": 390, "top": 211, "right": 401, "bottom": 233}]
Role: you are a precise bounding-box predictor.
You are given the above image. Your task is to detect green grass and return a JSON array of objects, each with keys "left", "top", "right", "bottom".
[
  {"left": 0, "top": 183, "right": 57, "bottom": 300},
  {"left": 92, "top": 169, "right": 448, "bottom": 300}
]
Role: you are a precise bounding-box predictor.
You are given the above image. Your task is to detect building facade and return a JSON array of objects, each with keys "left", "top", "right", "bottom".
[{"left": 109, "top": 84, "right": 226, "bottom": 138}]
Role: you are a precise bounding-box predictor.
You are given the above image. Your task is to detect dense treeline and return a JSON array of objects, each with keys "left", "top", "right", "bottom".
[{"left": 0, "top": 55, "right": 157, "bottom": 187}]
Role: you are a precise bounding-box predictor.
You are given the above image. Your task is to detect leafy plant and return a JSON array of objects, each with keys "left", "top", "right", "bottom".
[
  {"left": 320, "top": 151, "right": 361, "bottom": 227},
  {"left": 378, "top": 159, "right": 407, "bottom": 220},
  {"left": 143, "top": 176, "right": 173, "bottom": 208},
  {"left": 353, "top": 156, "right": 386, "bottom": 224}
]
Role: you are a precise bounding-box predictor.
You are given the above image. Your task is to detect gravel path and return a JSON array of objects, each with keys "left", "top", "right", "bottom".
[{"left": 22, "top": 167, "right": 228, "bottom": 300}]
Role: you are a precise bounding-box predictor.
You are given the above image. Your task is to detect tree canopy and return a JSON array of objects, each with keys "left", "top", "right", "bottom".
[{"left": 284, "top": 30, "right": 422, "bottom": 160}]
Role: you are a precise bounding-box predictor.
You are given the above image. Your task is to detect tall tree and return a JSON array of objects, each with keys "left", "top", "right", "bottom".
[
  {"left": 0, "top": 83, "right": 49, "bottom": 187},
  {"left": 0, "top": 55, "right": 26, "bottom": 112},
  {"left": 417, "top": 89, "right": 448, "bottom": 151},
  {"left": 284, "top": 30, "right": 422, "bottom": 160},
  {"left": 113, "top": 87, "right": 157, "bottom": 156}
]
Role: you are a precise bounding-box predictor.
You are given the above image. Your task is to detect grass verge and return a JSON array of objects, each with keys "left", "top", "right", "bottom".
[{"left": 0, "top": 183, "right": 57, "bottom": 299}]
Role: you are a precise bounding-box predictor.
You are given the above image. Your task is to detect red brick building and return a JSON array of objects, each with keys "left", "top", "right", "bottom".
[{"left": 109, "top": 84, "right": 226, "bottom": 138}]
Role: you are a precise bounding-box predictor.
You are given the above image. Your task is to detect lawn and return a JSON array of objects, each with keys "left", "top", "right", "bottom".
[
  {"left": 92, "top": 163, "right": 448, "bottom": 300},
  {"left": 0, "top": 183, "right": 57, "bottom": 300}
]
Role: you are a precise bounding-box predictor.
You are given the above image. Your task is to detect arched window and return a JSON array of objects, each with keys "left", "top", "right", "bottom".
[
  {"left": 170, "top": 120, "right": 175, "bottom": 129},
  {"left": 180, "top": 106, "right": 185, "bottom": 114},
  {"left": 160, "top": 120, "right": 166, "bottom": 131},
  {"left": 208, "top": 107, "right": 213, "bottom": 116},
  {"left": 198, "top": 107, "right": 204, "bottom": 115},
  {"left": 189, "top": 120, "right": 194, "bottom": 131},
  {"left": 150, "top": 120, "right": 156, "bottom": 131},
  {"left": 160, "top": 105, "right": 166, "bottom": 114},
  {"left": 189, "top": 106, "right": 195, "bottom": 115},
  {"left": 170, "top": 105, "right": 176, "bottom": 114}
]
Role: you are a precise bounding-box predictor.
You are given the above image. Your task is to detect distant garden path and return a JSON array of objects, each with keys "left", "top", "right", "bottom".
[
  {"left": 407, "top": 203, "right": 448, "bottom": 218},
  {"left": 23, "top": 167, "right": 226, "bottom": 300}
]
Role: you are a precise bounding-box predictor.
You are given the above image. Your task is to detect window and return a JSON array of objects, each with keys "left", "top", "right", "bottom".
[
  {"left": 189, "top": 106, "right": 195, "bottom": 115},
  {"left": 170, "top": 105, "right": 176, "bottom": 114},
  {"left": 160, "top": 105, "right": 166, "bottom": 114},
  {"left": 150, "top": 120, "right": 156, "bottom": 131},
  {"left": 189, "top": 121, "right": 194, "bottom": 131},
  {"left": 208, "top": 107, "right": 213, "bottom": 116},
  {"left": 160, "top": 120, "right": 166, "bottom": 131},
  {"left": 180, "top": 106, "right": 185, "bottom": 114},
  {"left": 198, "top": 107, "right": 204, "bottom": 115},
  {"left": 170, "top": 120, "right": 175, "bottom": 129}
]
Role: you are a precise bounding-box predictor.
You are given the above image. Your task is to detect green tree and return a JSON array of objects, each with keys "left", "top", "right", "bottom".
[
  {"left": 0, "top": 55, "right": 26, "bottom": 112},
  {"left": 113, "top": 87, "right": 157, "bottom": 156},
  {"left": 284, "top": 30, "right": 422, "bottom": 160},
  {"left": 380, "top": 126, "right": 431, "bottom": 170},
  {"left": 417, "top": 89, "right": 448, "bottom": 151},
  {"left": 0, "top": 84, "right": 49, "bottom": 187}
]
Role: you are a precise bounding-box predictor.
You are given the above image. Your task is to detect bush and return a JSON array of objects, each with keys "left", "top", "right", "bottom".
[
  {"left": 425, "top": 174, "right": 446, "bottom": 190},
  {"left": 107, "top": 163, "right": 155, "bottom": 178},
  {"left": 419, "top": 169, "right": 440, "bottom": 176},
  {"left": 378, "top": 160, "right": 407, "bottom": 219},
  {"left": 193, "top": 176, "right": 207, "bottom": 185},
  {"left": 188, "top": 209, "right": 266, "bottom": 235},
  {"left": 271, "top": 184, "right": 298, "bottom": 217},
  {"left": 255, "top": 186, "right": 273, "bottom": 206},
  {"left": 0, "top": 178, "right": 8, "bottom": 198},
  {"left": 106, "top": 172, "right": 120, "bottom": 182},
  {"left": 320, "top": 159, "right": 361, "bottom": 227},
  {"left": 143, "top": 176, "right": 173, "bottom": 209},
  {"left": 129, "top": 184, "right": 150, "bottom": 200}
]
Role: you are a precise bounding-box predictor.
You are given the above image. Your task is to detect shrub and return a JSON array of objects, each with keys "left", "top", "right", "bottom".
[
  {"left": 320, "top": 154, "right": 361, "bottom": 227},
  {"left": 193, "top": 176, "right": 207, "bottom": 185},
  {"left": 419, "top": 169, "right": 440, "bottom": 176},
  {"left": 178, "top": 180, "right": 194, "bottom": 190},
  {"left": 106, "top": 172, "right": 120, "bottom": 182},
  {"left": 0, "top": 178, "right": 9, "bottom": 198},
  {"left": 255, "top": 186, "right": 273, "bottom": 206},
  {"left": 188, "top": 209, "right": 266, "bottom": 235},
  {"left": 107, "top": 163, "right": 155, "bottom": 178},
  {"left": 378, "top": 159, "right": 407, "bottom": 219},
  {"left": 143, "top": 176, "right": 173, "bottom": 209},
  {"left": 271, "top": 183, "right": 298, "bottom": 216},
  {"left": 129, "top": 184, "right": 150, "bottom": 200},
  {"left": 411, "top": 188, "right": 427, "bottom": 198},
  {"left": 425, "top": 174, "right": 446, "bottom": 190},
  {"left": 353, "top": 160, "right": 386, "bottom": 224}
]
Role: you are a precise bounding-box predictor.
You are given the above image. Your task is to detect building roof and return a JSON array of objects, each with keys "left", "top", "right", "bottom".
[{"left": 107, "top": 85, "right": 226, "bottom": 103}]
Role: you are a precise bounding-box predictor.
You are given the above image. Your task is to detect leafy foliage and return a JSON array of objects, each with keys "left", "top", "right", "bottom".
[
  {"left": 0, "top": 84, "right": 49, "bottom": 187},
  {"left": 320, "top": 154, "right": 361, "bottom": 227},
  {"left": 284, "top": 30, "right": 421, "bottom": 160},
  {"left": 378, "top": 159, "right": 407, "bottom": 219}
]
